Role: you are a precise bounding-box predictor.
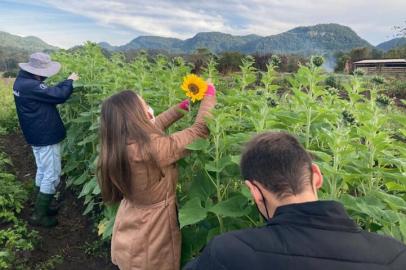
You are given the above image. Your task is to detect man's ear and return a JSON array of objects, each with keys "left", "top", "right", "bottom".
[
  {"left": 245, "top": 180, "right": 263, "bottom": 205},
  {"left": 311, "top": 163, "right": 323, "bottom": 190}
]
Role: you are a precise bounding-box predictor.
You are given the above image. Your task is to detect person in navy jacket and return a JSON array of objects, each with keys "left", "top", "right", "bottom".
[
  {"left": 13, "top": 52, "right": 79, "bottom": 227},
  {"left": 185, "top": 132, "right": 406, "bottom": 270}
]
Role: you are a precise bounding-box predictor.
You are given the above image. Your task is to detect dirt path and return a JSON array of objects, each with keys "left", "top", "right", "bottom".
[{"left": 0, "top": 133, "right": 118, "bottom": 270}]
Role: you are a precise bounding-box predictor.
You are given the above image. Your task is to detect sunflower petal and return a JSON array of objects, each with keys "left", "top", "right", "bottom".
[{"left": 180, "top": 74, "right": 208, "bottom": 103}]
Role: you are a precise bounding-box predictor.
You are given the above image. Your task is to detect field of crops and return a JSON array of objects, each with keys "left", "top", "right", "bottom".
[
  {"left": 2, "top": 43, "right": 406, "bottom": 266},
  {"left": 0, "top": 78, "right": 16, "bottom": 135}
]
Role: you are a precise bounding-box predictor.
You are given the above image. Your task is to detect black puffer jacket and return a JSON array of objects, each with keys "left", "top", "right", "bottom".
[
  {"left": 13, "top": 70, "right": 73, "bottom": 146},
  {"left": 185, "top": 201, "right": 406, "bottom": 270}
]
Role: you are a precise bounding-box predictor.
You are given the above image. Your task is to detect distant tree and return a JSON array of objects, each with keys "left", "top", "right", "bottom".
[
  {"left": 189, "top": 48, "right": 214, "bottom": 74},
  {"left": 218, "top": 52, "right": 244, "bottom": 74},
  {"left": 252, "top": 53, "right": 270, "bottom": 71},
  {"left": 270, "top": 55, "right": 282, "bottom": 69},
  {"left": 311, "top": 55, "right": 324, "bottom": 67},
  {"left": 394, "top": 21, "right": 406, "bottom": 37},
  {"left": 349, "top": 47, "right": 373, "bottom": 62},
  {"left": 0, "top": 46, "right": 30, "bottom": 73},
  {"left": 334, "top": 47, "right": 383, "bottom": 72},
  {"left": 334, "top": 51, "right": 350, "bottom": 72},
  {"left": 371, "top": 48, "right": 383, "bottom": 59},
  {"left": 278, "top": 55, "right": 305, "bottom": 73},
  {"left": 385, "top": 46, "right": 406, "bottom": 58},
  {"left": 252, "top": 53, "right": 280, "bottom": 71}
]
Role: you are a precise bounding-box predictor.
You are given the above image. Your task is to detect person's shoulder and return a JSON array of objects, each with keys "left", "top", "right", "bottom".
[
  {"left": 209, "top": 227, "right": 265, "bottom": 254},
  {"left": 14, "top": 73, "right": 40, "bottom": 90},
  {"left": 196, "top": 227, "right": 268, "bottom": 269},
  {"left": 361, "top": 230, "right": 406, "bottom": 250},
  {"left": 360, "top": 230, "right": 406, "bottom": 264}
]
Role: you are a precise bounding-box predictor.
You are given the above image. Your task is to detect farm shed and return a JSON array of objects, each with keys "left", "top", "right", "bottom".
[{"left": 353, "top": 59, "right": 406, "bottom": 77}]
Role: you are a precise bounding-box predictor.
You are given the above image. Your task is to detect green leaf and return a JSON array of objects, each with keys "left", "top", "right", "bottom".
[
  {"left": 240, "top": 185, "right": 252, "bottom": 200},
  {"left": 179, "top": 198, "right": 207, "bottom": 228},
  {"left": 72, "top": 172, "right": 88, "bottom": 186},
  {"left": 78, "top": 134, "right": 98, "bottom": 146},
  {"left": 186, "top": 139, "right": 209, "bottom": 151},
  {"left": 204, "top": 156, "right": 233, "bottom": 173},
  {"left": 181, "top": 226, "right": 209, "bottom": 265},
  {"left": 204, "top": 161, "right": 219, "bottom": 172},
  {"left": 373, "top": 191, "right": 406, "bottom": 211},
  {"left": 386, "top": 182, "right": 406, "bottom": 192},
  {"left": 309, "top": 150, "right": 332, "bottom": 162},
  {"left": 189, "top": 172, "right": 216, "bottom": 202},
  {"left": 79, "top": 178, "right": 97, "bottom": 198},
  {"left": 210, "top": 195, "right": 250, "bottom": 218},
  {"left": 399, "top": 215, "right": 406, "bottom": 241},
  {"left": 230, "top": 155, "right": 241, "bottom": 165},
  {"left": 83, "top": 201, "right": 94, "bottom": 215},
  {"left": 92, "top": 182, "right": 101, "bottom": 195}
]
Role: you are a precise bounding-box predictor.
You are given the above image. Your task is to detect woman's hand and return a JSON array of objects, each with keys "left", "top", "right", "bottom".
[
  {"left": 178, "top": 99, "right": 190, "bottom": 111},
  {"left": 68, "top": 72, "right": 79, "bottom": 81},
  {"left": 205, "top": 83, "right": 216, "bottom": 97}
]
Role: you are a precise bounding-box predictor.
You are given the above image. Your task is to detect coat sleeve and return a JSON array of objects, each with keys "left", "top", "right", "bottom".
[
  {"left": 25, "top": 79, "right": 74, "bottom": 104},
  {"left": 154, "top": 105, "right": 185, "bottom": 131},
  {"left": 183, "top": 239, "right": 228, "bottom": 270},
  {"left": 154, "top": 95, "right": 216, "bottom": 166}
]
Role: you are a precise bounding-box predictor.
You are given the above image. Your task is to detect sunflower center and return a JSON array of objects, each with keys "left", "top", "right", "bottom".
[{"left": 188, "top": 83, "right": 199, "bottom": 94}]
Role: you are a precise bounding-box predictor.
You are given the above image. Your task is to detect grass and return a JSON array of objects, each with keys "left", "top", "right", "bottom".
[
  {"left": 0, "top": 151, "right": 39, "bottom": 270},
  {"left": 0, "top": 79, "right": 17, "bottom": 134}
]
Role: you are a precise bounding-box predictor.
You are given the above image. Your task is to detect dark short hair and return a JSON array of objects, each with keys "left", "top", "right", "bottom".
[{"left": 240, "top": 131, "right": 313, "bottom": 198}]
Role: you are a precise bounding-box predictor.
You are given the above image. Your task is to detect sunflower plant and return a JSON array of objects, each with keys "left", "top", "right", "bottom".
[
  {"left": 181, "top": 74, "right": 208, "bottom": 102},
  {"left": 40, "top": 43, "right": 406, "bottom": 267}
]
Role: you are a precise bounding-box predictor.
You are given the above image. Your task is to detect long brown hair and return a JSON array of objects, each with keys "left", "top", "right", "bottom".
[{"left": 97, "top": 90, "right": 160, "bottom": 203}]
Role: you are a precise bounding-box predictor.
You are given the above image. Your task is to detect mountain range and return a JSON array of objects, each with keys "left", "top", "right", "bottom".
[
  {"left": 0, "top": 31, "right": 57, "bottom": 52},
  {"left": 98, "top": 24, "right": 375, "bottom": 55},
  {"left": 376, "top": 37, "right": 406, "bottom": 52},
  {"left": 0, "top": 24, "right": 405, "bottom": 56}
]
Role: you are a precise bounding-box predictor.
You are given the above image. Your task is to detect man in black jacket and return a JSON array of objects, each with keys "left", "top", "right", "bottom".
[
  {"left": 185, "top": 131, "right": 406, "bottom": 270},
  {"left": 13, "top": 52, "right": 79, "bottom": 227}
]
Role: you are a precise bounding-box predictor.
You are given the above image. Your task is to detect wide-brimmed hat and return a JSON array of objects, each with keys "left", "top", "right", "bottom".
[{"left": 19, "top": 52, "right": 61, "bottom": 77}]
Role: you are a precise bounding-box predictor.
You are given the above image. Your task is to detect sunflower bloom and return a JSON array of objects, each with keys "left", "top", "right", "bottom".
[{"left": 181, "top": 74, "right": 208, "bottom": 102}]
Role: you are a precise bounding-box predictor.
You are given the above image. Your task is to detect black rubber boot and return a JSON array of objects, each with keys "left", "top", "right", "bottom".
[
  {"left": 34, "top": 186, "right": 60, "bottom": 216},
  {"left": 29, "top": 192, "right": 58, "bottom": 227}
]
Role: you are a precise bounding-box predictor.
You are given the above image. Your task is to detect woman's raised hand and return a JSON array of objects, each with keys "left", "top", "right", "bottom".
[
  {"left": 205, "top": 83, "right": 216, "bottom": 97},
  {"left": 178, "top": 99, "right": 190, "bottom": 111}
]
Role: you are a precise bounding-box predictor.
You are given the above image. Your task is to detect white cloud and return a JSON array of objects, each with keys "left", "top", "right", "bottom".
[
  {"left": 2, "top": 0, "right": 406, "bottom": 46},
  {"left": 40, "top": 0, "right": 405, "bottom": 44},
  {"left": 38, "top": 0, "right": 239, "bottom": 39}
]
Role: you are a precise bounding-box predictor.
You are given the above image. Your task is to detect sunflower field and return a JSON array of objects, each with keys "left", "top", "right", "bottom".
[{"left": 47, "top": 43, "right": 406, "bottom": 265}]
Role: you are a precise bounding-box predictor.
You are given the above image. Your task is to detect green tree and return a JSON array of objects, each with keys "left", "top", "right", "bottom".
[{"left": 218, "top": 52, "right": 244, "bottom": 74}]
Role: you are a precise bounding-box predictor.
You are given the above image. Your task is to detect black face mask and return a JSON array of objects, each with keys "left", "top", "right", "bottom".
[{"left": 250, "top": 181, "right": 271, "bottom": 221}]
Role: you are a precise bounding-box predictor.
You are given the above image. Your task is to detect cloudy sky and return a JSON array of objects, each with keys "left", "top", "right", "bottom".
[{"left": 0, "top": 0, "right": 404, "bottom": 48}]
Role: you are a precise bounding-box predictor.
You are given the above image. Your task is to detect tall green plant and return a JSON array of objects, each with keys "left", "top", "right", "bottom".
[{"left": 47, "top": 45, "right": 406, "bottom": 266}]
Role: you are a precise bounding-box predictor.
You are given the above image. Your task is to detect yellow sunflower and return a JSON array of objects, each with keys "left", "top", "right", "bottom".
[{"left": 181, "top": 74, "right": 208, "bottom": 102}]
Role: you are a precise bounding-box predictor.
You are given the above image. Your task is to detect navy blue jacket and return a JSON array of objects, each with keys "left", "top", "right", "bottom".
[
  {"left": 185, "top": 201, "right": 406, "bottom": 270},
  {"left": 13, "top": 70, "right": 73, "bottom": 146}
]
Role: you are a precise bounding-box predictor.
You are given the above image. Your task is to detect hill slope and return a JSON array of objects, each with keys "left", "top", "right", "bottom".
[
  {"left": 239, "top": 24, "right": 372, "bottom": 54},
  {"left": 0, "top": 31, "right": 58, "bottom": 52},
  {"left": 100, "top": 24, "right": 373, "bottom": 56},
  {"left": 377, "top": 37, "right": 406, "bottom": 52}
]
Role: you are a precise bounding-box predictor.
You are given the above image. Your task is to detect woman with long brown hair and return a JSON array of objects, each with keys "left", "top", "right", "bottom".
[{"left": 97, "top": 85, "right": 216, "bottom": 270}]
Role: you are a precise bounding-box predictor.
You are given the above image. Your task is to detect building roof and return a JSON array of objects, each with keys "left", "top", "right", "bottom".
[{"left": 354, "top": 59, "right": 406, "bottom": 64}]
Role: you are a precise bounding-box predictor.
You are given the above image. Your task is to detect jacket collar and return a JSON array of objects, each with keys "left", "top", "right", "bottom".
[
  {"left": 18, "top": 70, "right": 45, "bottom": 81},
  {"left": 267, "top": 200, "right": 361, "bottom": 232}
]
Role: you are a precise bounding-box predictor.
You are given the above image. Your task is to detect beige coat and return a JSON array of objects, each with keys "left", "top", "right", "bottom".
[{"left": 111, "top": 95, "right": 216, "bottom": 270}]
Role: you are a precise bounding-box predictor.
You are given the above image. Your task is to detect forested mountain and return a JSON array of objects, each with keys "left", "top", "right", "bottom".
[
  {"left": 0, "top": 31, "right": 57, "bottom": 52},
  {"left": 99, "top": 24, "right": 373, "bottom": 56},
  {"left": 377, "top": 37, "right": 406, "bottom": 52},
  {"left": 0, "top": 31, "right": 58, "bottom": 73}
]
